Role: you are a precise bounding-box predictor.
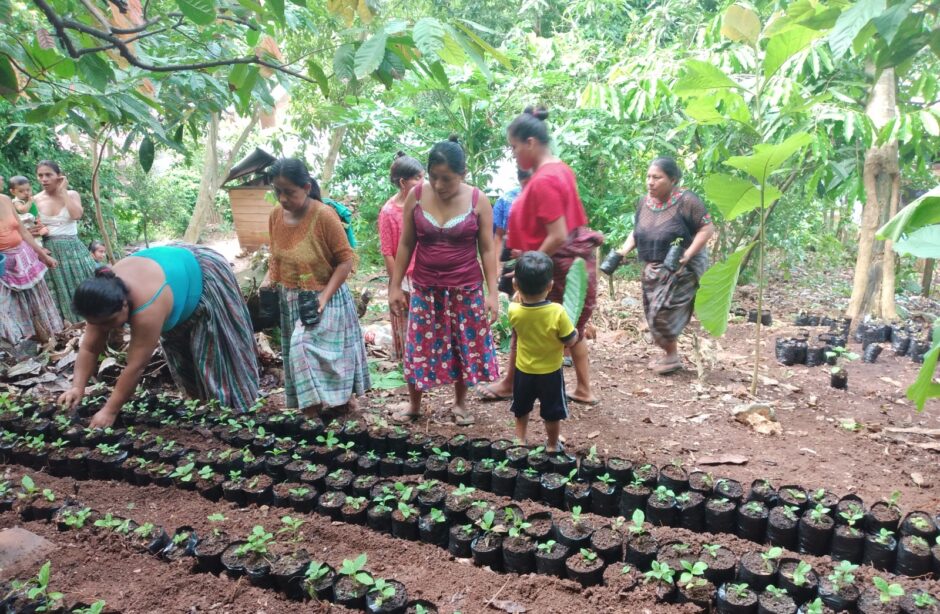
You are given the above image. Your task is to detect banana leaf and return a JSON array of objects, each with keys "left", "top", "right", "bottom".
[{"left": 563, "top": 257, "right": 588, "bottom": 325}]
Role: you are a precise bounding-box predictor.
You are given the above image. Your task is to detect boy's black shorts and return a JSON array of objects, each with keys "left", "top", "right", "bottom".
[{"left": 510, "top": 368, "right": 568, "bottom": 422}]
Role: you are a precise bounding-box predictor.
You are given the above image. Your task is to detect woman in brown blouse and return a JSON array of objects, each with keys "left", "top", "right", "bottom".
[{"left": 262, "top": 158, "right": 369, "bottom": 414}]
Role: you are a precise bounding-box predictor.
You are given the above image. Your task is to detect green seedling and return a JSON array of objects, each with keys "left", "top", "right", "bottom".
[
  {"left": 914, "top": 593, "right": 938, "bottom": 608},
  {"left": 760, "top": 547, "right": 783, "bottom": 572},
  {"left": 809, "top": 504, "right": 830, "bottom": 523},
  {"left": 338, "top": 553, "right": 374, "bottom": 586},
  {"left": 477, "top": 510, "right": 497, "bottom": 532},
  {"left": 537, "top": 540, "right": 557, "bottom": 553},
  {"left": 828, "top": 560, "right": 858, "bottom": 590},
  {"left": 653, "top": 486, "right": 674, "bottom": 503},
  {"left": 345, "top": 496, "right": 367, "bottom": 510},
  {"left": 316, "top": 431, "right": 339, "bottom": 449},
  {"left": 727, "top": 583, "right": 750, "bottom": 599},
  {"left": 679, "top": 560, "right": 708, "bottom": 589},
  {"left": 764, "top": 585, "right": 787, "bottom": 599},
  {"left": 872, "top": 577, "right": 904, "bottom": 603},
  {"left": 701, "top": 544, "right": 721, "bottom": 558},
  {"left": 278, "top": 516, "right": 305, "bottom": 540},
  {"left": 61, "top": 507, "right": 92, "bottom": 529},
  {"left": 803, "top": 598, "right": 824, "bottom": 614},
  {"left": 579, "top": 548, "right": 598, "bottom": 562},
  {"left": 431, "top": 447, "right": 451, "bottom": 460},
  {"left": 289, "top": 486, "right": 311, "bottom": 498},
  {"left": 791, "top": 560, "right": 813, "bottom": 586},
  {"left": 644, "top": 561, "right": 674, "bottom": 585},
  {"left": 397, "top": 502, "right": 416, "bottom": 520},
  {"left": 24, "top": 562, "right": 64, "bottom": 611},
  {"left": 428, "top": 508, "right": 446, "bottom": 524},
  {"left": 235, "top": 525, "right": 274, "bottom": 557},
  {"left": 369, "top": 578, "right": 397, "bottom": 606},
  {"left": 873, "top": 528, "right": 895, "bottom": 545},
  {"left": 170, "top": 462, "right": 195, "bottom": 482},
  {"left": 628, "top": 509, "right": 646, "bottom": 535}
]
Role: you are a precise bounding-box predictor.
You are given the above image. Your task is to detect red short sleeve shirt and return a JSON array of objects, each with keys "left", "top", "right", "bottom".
[{"left": 506, "top": 161, "right": 588, "bottom": 251}]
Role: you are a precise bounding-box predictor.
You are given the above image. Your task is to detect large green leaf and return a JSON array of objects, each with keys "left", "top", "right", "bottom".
[
  {"left": 266, "top": 0, "right": 284, "bottom": 23},
  {"left": 437, "top": 30, "right": 467, "bottom": 65},
  {"left": 721, "top": 4, "right": 761, "bottom": 46},
  {"left": 563, "top": 257, "right": 588, "bottom": 327},
  {"left": 907, "top": 323, "right": 940, "bottom": 412},
  {"left": 307, "top": 60, "right": 329, "bottom": 97},
  {"left": 684, "top": 96, "right": 726, "bottom": 125},
  {"left": 872, "top": 0, "right": 916, "bottom": 44},
  {"left": 354, "top": 31, "right": 388, "bottom": 80},
  {"left": 453, "top": 21, "right": 511, "bottom": 68},
  {"left": 0, "top": 55, "right": 17, "bottom": 101},
  {"left": 876, "top": 186, "right": 940, "bottom": 241},
  {"left": 724, "top": 132, "right": 812, "bottom": 184},
  {"left": 893, "top": 225, "right": 940, "bottom": 259},
  {"left": 175, "top": 0, "right": 216, "bottom": 25},
  {"left": 333, "top": 44, "right": 356, "bottom": 81},
  {"left": 764, "top": 25, "right": 821, "bottom": 78},
  {"left": 673, "top": 60, "right": 741, "bottom": 98},
  {"left": 138, "top": 136, "right": 155, "bottom": 173},
  {"left": 76, "top": 54, "right": 114, "bottom": 92},
  {"left": 704, "top": 174, "right": 782, "bottom": 220},
  {"left": 694, "top": 243, "right": 756, "bottom": 337},
  {"left": 828, "top": 0, "right": 885, "bottom": 59},
  {"left": 413, "top": 17, "right": 445, "bottom": 58}
]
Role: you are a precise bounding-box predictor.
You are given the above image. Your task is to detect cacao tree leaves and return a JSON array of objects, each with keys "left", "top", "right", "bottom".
[
  {"left": 175, "top": 0, "right": 216, "bottom": 26},
  {"left": 871, "top": 0, "right": 916, "bottom": 45},
  {"left": 563, "top": 258, "right": 588, "bottom": 327},
  {"left": 266, "top": 0, "right": 285, "bottom": 24},
  {"left": 414, "top": 17, "right": 446, "bottom": 57},
  {"left": 724, "top": 132, "right": 812, "bottom": 185},
  {"left": 0, "top": 54, "right": 17, "bottom": 101},
  {"left": 695, "top": 242, "right": 756, "bottom": 337},
  {"left": 76, "top": 54, "right": 114, "bottom": 92},
  {"left": 907, "top": 323, "right": 940, "bottom": 412},
  {"left": 827, "top": 0, "right": 885, "bottom": 59},
  {"left": 876, "top": 186, "right": 940, "bottom": 243},
  {"left": 721, "top": 4, "right": 761, "bottom": 46},
  {"left": 138, "top": 136, "right": 155, "bottom": 173},
  {"left": 333, "top": 44, "right": 356, "bottom": 82},
  {"left": 764, "top": 25, "right": 822, "bottom": 78},
  {"left": 673, "top": 60, "right": 741, "bottom": 97},
  {"left": 307, "top": 60, "right": 329, "bottom": 97},
  {"left": 892, "top": 226, "right": 940, "bottom": 259},
  {"left": 354, "top": 31, "right": 387, "bottom": 79},
  {"left": 704, "top": 174, "right": 782, "bottom": 220}
]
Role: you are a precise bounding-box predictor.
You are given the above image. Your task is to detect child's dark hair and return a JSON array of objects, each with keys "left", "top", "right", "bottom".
[
  {"left": 73, "top": 268, "right": 131, "bottom": 319},
  {"left": 514, "top": 251, "right": 554, "bottom": 296},
  {"left": 36, "top": 160, "right": 63, "bottom": 175},
  {"left": 267, "top": 158, "right": 323, "bottom": 201},
  {"left": 428, "top": 135, "right": 466, "bottom": 174},
  {"left": 650, "top": 157, "right": 682, "bottom": 182},
  {"left": 8, "top": 176, "right": 30, "bottom": 188},
  {"left": 88, "top": 240, "right": 104, "bottom": 252},
  {"left": 390, "top": 151, "right": 424, "bottom": 189},
  {"left": 507, "top": 106, "right": 550, "bottom": 145}
]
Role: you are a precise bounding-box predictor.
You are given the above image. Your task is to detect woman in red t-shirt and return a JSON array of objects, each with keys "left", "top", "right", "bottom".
[{"left": 480, "top": 106, "right": 602, "bottom": 406}]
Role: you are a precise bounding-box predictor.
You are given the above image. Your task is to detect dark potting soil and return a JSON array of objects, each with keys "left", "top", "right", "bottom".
[
  {"left": 857, "top": 588, "right": 902, "bottom": 614},
  {"left": 758, "top": 589, "right": 796, "bottom": 614},
  {"left": 688, "top": 471, "right": 714, "bottom": 495},
  {"left": 737, "top": 551, "right": 775, "bottom": 592},
  {"left": 700, "top": 545, "right": 736, "bottom": 585},
  {"left": 716, "top": 582, "right": 758, "bottom": 610}
]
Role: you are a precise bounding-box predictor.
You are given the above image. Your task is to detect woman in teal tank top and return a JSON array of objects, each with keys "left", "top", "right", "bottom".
[{"left": 58, "top": 243, "right": 259, "bottom": 428}]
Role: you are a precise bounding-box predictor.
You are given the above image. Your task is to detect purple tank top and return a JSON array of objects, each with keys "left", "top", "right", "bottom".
[{"left": 411, "top": 184, "right": 483, "bottom": 288}]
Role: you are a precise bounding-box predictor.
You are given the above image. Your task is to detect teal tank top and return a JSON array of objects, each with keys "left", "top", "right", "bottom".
[{"left": 130, "top": 246, "right": 203, "bottom": 332}]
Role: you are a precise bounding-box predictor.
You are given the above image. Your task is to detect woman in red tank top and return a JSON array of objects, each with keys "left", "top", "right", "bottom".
[{"left": 388, "top": 136, "right": 500, "bottom": 425}]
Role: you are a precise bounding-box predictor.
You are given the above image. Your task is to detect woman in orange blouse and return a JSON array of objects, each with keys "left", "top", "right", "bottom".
[{"left": 262, "top": 158, "right": 370, "bottom": 416}]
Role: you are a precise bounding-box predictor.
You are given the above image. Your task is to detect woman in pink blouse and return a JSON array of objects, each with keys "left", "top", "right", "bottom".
[{"left": 378, "top": 152, "right": 424, "bottom": 362}]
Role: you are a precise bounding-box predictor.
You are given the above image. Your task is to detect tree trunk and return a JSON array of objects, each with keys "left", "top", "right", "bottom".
[
  {"left": 845, "top": 67, "right": 899, "bottom": 324},
  {"left": 90, "top": 128, "right": 116, "bottom": 263},
  {"left": 183, "top": 111, "right": 260, "bottom": 244},
  {"left": 320, "top": 125, "right": 347, "bottom": 196},
  {"left": 923, "top": 259, "right": 935, "bottom": 298},
  {"left": 879, "top": 171, "right": 901, "bottom": 320}
]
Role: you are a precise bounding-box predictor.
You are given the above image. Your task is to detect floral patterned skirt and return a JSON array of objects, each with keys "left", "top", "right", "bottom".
[{"left": 404, "top": 282, "right": 499, "bottom": 391}]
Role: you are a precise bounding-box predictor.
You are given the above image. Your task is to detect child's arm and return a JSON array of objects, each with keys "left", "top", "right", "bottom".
[
  {"left": 560, "top": 330, "right": 579, "bottom": 349},
  {"left": 12, "top": 198, "right": 30, "bottom": 214},
  {"left": 557, "top": 308, "right": 579, "bottom": 348}
]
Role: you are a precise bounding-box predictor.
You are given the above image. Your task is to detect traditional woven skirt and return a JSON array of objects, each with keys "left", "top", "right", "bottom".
[
  {"left": 43, "top": 235, "right": 98, "bottom": 323},
  {"left": 641, "top": 262, "right": 700, "bottom": 344},
  {"left": 281, "top": 284, "right": 370, "bottom": 409},
  {"left": 160, "top": 245, "right": 260, "bottom": 411},
  {"left": 404, "top": 282, "right": 499, "bottom": 391},
  {"left": 0, "top": 243, "right": 63, "bottom": 344}
]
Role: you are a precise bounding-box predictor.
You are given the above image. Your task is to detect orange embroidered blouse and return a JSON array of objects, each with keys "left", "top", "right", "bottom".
[{"left": 268, "top": 201, "right": 355, "bottom": 290}]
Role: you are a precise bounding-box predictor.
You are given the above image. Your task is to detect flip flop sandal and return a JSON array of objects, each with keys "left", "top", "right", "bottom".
[
  {"left": 566, "top": 394, "right": 599, "bottom": 406},
  {"left": 653, "top": 359, "right": 683, "bottom": 375},
  {"left": 647, "top": 357, "right": 664, "bottom": 370},
  {"left": 391, "top": 409, "right": 422, "bottom": 423},
  {"left": 451, "top": 408, "right": 476, "bottom": 426},
  {"left": 476, "top": 384, "right": 512, "bottom": 403}
]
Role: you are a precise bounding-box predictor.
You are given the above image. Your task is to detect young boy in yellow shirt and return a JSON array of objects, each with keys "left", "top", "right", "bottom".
[{"left": 508, "top": 251, "right": 579, "bottom": 452}]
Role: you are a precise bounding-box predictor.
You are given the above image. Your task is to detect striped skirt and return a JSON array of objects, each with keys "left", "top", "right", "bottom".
[
  {"left": 0, "top": 244, "right": 63, "bottom": 345},
  {"left": 43, "top": 235, "right": 98, "bottom": 323},
  {"left": 280, "top": 284, "right": 370, "bottom": 409},
  {"left": 160, "top": 245, "right": 260, "bottom": 411},
  {"left": 641, "top": 262, "right": 700, "bottom": 344}
]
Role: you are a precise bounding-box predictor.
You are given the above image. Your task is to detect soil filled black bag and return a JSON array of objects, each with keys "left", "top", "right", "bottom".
[
  {"left": 663, "top": 243, "right": 685, "bottom": 272},
  {"left": 775, "top": 338, "right": 807, "bottom": 366},
  {"left": 298, "top": 290, "right": 321, "bottom": 327},
  {"left": 257, "top": 287, "right": 280, "bottom": 328},
  {"left": 890, "top": 332, "right": 910, "bottom": 355},
  {"left": 804, "top": 346, "right": 827, "bottom": 367},
  {"left": 862, "top": 343, "right": 883, "bottom": 363}
]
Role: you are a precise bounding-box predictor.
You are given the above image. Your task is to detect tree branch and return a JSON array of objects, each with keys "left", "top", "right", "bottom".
[{"left": 31, "top": 0, "right": 320, "bottom": 85}]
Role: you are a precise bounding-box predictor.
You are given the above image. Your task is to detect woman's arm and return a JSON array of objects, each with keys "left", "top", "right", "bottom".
[
  {"left": 90, "top": 321, "right": 162, "bottom": 428},
  {"left": 680, "top": 223, "right": 715, "bottom": 264},
  {"left": 475, "top": 193, "right": 500, "bottom": 322},
  {"left": 318, "top": 259, "right": 353, "bottom": 309},
  {"left": 58, "top": 324, "right": 109, "bottom": 409},
  {"left": 14, "top": 210, "right": 57, "bottom": 268},
  {"left": 537, "top": 216, "right": 568, "bottom": 256},
  {"left": 63, "top": 184, "right": 84, "bottom": 219},
  {"left": 389, "top": 189, "right": 418, "bottom": 315},
  {"left": 619, "top": 231, "right": 636, "bottom": 256}
]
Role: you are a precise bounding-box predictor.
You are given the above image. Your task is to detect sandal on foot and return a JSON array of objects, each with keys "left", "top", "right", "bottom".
[
  {"left": 391, "top": 409, "right": 422, "bottom": 423},
  {"left": 476, "top": 384, "right": 511, "bottom": 402},
  {"left": 451, "top": 407, "right": 476, "bottom": 426},
  {"left": 653, "top": 358, "right": 683, "bottom": 375},
  {"left": 565, "top": 394, "right": 599, "bottom": 406}
]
